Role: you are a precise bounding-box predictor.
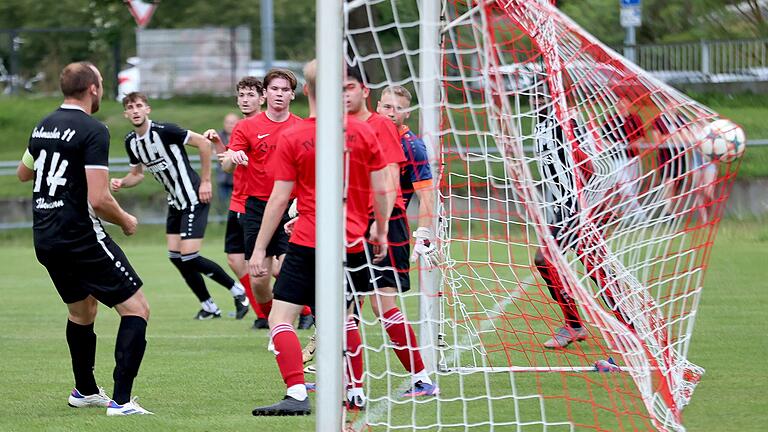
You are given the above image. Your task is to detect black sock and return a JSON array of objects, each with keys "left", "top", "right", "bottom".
[
  {"left": 112, "top": 316, "right": 147, "bottom": 405},
  {"left": 169, "top": 250, "right": 211, "bottom": 302},
  {"left": 66, "top": 320, "right": 99, "bottom": 395},
  {"left": 182, "top": 252, "right": 236, "bottom": 292}
]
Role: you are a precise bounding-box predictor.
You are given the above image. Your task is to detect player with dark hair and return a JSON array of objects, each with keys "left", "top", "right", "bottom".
[
  {"left": 248, "top": 59, "right": 393, "bottom": 416},
  {"left": 344, "top": 66, "right": 438, "bottom": 397},
  {"left": 17, "top": 62, "right": 152, "bottom": 415},
  {"left": 206, "top": 76, "right": 265, "bottom": 320},
  {"left": 112, "top": 92, "right": 248, "bottom": 320},
  {"left": 220, "top": 69, "right": 313, "bottom": 330}
]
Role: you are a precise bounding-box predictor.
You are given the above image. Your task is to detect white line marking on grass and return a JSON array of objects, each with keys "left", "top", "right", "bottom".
[{"left": 353, "top": 275, "right": 534, "bottom": 431}]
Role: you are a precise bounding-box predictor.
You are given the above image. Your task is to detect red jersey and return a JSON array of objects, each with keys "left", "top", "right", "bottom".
[
  {"left": 365, "top": 112, "right": 406, "bottom": 212},
  {"left": 228, "top": 164, "right": 248, "bottom": 213},
  {"left": 228, "top": 112, "right": 302, "bottom": 200},
  {"left": 272, "top": 116, "right": 385, "bottom": 252}
]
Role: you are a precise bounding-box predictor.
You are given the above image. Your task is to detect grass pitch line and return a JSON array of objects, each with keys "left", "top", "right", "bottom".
[{"left": 352, "top": 275, "right": 533, "bottom": 431}]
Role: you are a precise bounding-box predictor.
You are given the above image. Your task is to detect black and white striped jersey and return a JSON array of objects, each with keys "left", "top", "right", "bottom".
[
  {"left": 533, "top": 111, "right": 578, "bottom": 229},
  {"left": 28, "top": 104, "right": 110, "bottom": 251},
  {"left": 124, "top": 120, "right": 200, "bottom": 210}
]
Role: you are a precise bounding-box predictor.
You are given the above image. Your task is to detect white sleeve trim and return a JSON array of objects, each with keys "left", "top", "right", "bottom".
[
  {"left": 85, "top": 165, "right": 109, "bottom": 171},
  {"left": 182, "top": 130, "right": 191, "bottom": 145}
]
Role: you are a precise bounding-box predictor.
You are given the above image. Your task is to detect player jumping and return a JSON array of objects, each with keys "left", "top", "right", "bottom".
[{"left": 530, "top": 83, "right": 631, "bottom": 349}]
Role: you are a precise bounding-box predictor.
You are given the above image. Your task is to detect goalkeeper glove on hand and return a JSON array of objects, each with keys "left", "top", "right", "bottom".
[
  {"left": 288, "top": 199, "right": 299, "bottom": 218},
  {"left": 410, "top": 227, "right": 438, "bottom": 267}
]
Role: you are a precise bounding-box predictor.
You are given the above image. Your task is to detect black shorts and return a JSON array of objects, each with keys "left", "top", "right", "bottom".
[
  {"left": 244, "top": 196, "right": 290, "bottom": 259},
  {"left": 36, "top": 237, "right": 143, "bottom": 308},
  {"left": 272, "top": 243, "right": 368, "bottom": 312},
  {"left": 166, "top": 203, "right": 210, "bottom": 239},
  {"left": 363, "top": 207, "right": 411, "bottom": 293},
  {"left": 224, "top": 210, "right": 246, "bottom": 254}
]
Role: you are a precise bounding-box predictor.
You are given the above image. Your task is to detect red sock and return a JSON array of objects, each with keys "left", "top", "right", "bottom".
[
  {"left": 300, "top": 305, "right": 312, "bottom": 316},
  {"left": 239, "top": 275, "right": 262, "bottom": 317},
  {"left": 537, "top": 256, "right": 582, "bottom": 328},
  {"left": 258, "top": 300, "right": 273, "bottom": 318},
  {"left": 382, "top": 308, "right": 425, "bottom": 374},
  {"left": 270, "top": 323, "right": 304, "bottom": 388},
  {"left": 345, "top": 317, "right": 364, "bottom": 388}
]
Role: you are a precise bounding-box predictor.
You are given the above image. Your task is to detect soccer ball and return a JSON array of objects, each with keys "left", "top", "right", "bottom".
[{"left": 697, "top": 119, "right": 746, "bottom": 163}]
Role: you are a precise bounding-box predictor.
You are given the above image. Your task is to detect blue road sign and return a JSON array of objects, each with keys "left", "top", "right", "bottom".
[{"left": 620, "top": 0, "right": 641, "bottom": 6}]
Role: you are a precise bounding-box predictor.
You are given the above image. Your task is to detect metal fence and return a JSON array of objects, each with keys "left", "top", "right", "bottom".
[
  {"left": 0, "top": 155, "right": 205, "bottom": 176},
  {"left": 629, "top": 38, "right": 768, "bottom": 84}
]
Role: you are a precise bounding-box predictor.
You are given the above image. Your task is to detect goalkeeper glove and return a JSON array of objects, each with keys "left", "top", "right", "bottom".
[
  {"left": 288, "top": 199, "right": 299, "bottom": 218},
  {"left": 410, "top": 227, "right": 438, "bottom": 267}
]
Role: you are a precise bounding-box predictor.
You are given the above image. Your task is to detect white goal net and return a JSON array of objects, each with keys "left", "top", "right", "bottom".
[{"left": 339, "top": 1, "right": 743, "bottom": 430}]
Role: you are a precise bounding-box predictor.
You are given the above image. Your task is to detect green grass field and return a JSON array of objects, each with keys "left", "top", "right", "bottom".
[{"left": 0, "top": 218, "right": 766, "bottom": 431}]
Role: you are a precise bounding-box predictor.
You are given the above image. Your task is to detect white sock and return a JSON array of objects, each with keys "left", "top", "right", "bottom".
[
  {"left": 230, "top": 282, "right": 245, "bottom": 297},
  {"left": 287, "top": 384, "right": 307, "bottom": 401},
  {"left": 413, "top": 370, "right": 432, "bottom": 386},
  {"left": 201, "top": 299, "right": 218, "bottom": 313}
]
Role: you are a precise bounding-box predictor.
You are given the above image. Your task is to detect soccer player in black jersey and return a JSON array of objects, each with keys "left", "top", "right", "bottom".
[
  {"left": 530, "top": 85, "right": 630, "bottom": 349},
  {"left": 111, "top": 92, "right": 249, "bottom": 320},
  {"left": 16, "top": 62, "right": 152, "bottom": 415}
]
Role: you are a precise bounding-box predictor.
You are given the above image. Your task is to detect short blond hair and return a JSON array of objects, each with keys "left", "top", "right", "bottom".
[
  {"left": 303, "top": 59, "right": 317, "bottom": 97},
  {"left": 381, "top": 85, "right": 412, "bottom": 104}
]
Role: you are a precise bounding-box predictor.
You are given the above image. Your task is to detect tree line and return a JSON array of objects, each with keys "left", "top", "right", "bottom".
[{"left": 0, "top": 0, "right": 762, "bottom": 91}]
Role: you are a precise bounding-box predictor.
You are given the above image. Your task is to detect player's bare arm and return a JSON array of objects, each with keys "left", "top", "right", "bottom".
[
  {"left": 381, "top": 163, "right": 399, "bottom": 215},
  {"left": 414, "top": 184, "right": 435, "bottom": 232},
  {"left": 17, "top": 163, "right": 33, "bottom": 182},
  {"left": 186, "top": 131, "right": 214, "bottom": 203},
  {"left": 250, "top": 180, "right": 294, "bottom": 277},
  {"left": 110, "top": 164, "right": 144, "bottom": 192},
  {"left": 410, "top": 184, "right": 439, "bottom": 266},
  {"left": 203, "top": 129, "right": 226, "bottom": 154},
  {"left": 370, "top": 167, "right": 395, "bottom": 262},
  {"left": 387, "top": 162, "right": 401, "bottom": 201},
  {"left": 87, "top": 168, "right": 138, "bottom": 236},
  {"left": 283, "top": 216, "right": 298, "bottom": 235},
  {"left": 217, "top": 149, "right": 248, "bottom": 173},
  {"left": 284, "top": 199, "right": 299, "bottom": 234}
]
